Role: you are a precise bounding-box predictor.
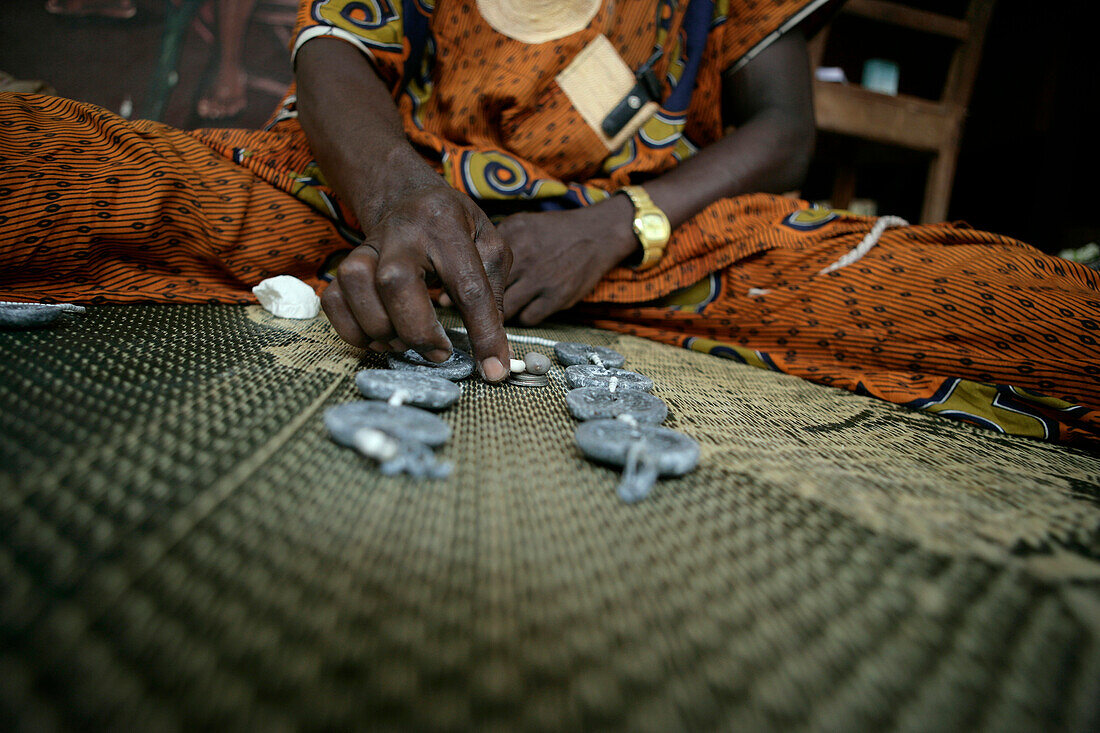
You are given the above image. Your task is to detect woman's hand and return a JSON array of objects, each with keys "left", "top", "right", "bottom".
[
  {"left": 297, "top": 40, "right": 512, "bottom": 382},
  {"left": 321, "top": 183, "right": 513, "bottom": 382},
  {"left": 496, "top": 196, "right": 638, "bottom": 325}
]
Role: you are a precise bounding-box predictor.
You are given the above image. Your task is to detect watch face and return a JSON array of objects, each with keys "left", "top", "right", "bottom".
[{"left": 637, "top": 213, "right": 669, "bottom": 241}]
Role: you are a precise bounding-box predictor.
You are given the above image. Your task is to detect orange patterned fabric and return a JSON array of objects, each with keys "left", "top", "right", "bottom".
[
  {"left": 1, "top": 0, "right": 1098, "bottom": 447},
  {"left": 578, "top": 195, "right": 1100, "bottom": 448},
  {"left": 194, "top": 0, "right": 830, "bottom": 238},
  {"left": 189, "top": 0, "right": 835, "bottom": 302},
  {"left": 0, "top": 94, "right": 342, "bottom": 303}
]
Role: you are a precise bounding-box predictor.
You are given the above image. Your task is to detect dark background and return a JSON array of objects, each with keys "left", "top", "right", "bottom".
[
  {"left": 0, "top": 0, "right": 1094, "bottom": 254},
  {"left": 803, "top": 0, "right": 1097, "bottom": 254}
]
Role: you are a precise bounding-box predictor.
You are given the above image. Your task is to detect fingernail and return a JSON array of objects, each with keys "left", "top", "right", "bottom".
[
  {"left": 425, "top": 348, "right": 451, "bottom": 363},
  {"left": 389, "top": 339, "right": 408, "bottom": 352},
  {"left": 369, "top": 340, "right": 388, "bottom": 353},
  {"left": 480, "top": 356, "right": 507, "bottom": 382}
]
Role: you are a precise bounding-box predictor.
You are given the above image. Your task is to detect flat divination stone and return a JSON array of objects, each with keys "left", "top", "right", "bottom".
[
  {"left": 565, "top": 365, "right": 654, "bottom": 392},
  {"left": 387, "top": 348, "right": 475, "bottom": 381},
  {"left": 566, "top": 387, "right": 668, "bottom": 424},
  {"left": 554, "top": 342, "right": 625, "bottom": 368},
  {"left": 575, "top": 420, "right": 698, "bottom": 476},
  {"left": 325, "top": 401, "right": 451, "bottom": 447},
  {"left": 575, "top": 419, "right": 700, "bottom": 503},
  {"left": 355, "top": 369, "right": 461, "bottom": 410}
]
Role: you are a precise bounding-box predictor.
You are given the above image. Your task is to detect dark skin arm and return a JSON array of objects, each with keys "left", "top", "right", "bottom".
[
  {"left": 295, "top": 39, "right": 512, "bottom": 382},
  {"left": 497, "top": 30, "right": 815, "bottom": 325}
]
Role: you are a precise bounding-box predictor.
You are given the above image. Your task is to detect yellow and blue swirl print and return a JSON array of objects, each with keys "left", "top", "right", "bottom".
[{"left": 310, "top": 0, "right": 403, "bottom": 52}]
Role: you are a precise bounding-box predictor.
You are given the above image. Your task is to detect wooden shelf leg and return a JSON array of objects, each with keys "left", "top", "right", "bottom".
[
  {"left": 921, "top": 149, "right": 957, "bottom": 224},
  {"left": 832, "top": 158, "right": 857, "bottom": 211}
]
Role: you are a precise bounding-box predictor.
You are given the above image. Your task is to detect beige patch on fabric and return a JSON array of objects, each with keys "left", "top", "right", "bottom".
[
  {"left": 477, "top": 0, "right": 601, "bottom": 44},
  {"left": 555, "top": 34, "right": 659, "bottom": 152}
]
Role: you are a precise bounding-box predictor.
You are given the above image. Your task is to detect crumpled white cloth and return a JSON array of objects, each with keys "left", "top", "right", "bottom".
[{"left": 251, "top": 275, "right": 321, "bottom": 319}]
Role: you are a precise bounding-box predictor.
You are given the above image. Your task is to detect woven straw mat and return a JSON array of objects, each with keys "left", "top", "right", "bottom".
[{"left": 1, "top": 304, "right": 1098, "bottom": 730}]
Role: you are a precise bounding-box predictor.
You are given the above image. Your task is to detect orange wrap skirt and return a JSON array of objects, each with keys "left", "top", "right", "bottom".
[{"left": 1, "top": 94, "right": 1098, "bottom": 447}]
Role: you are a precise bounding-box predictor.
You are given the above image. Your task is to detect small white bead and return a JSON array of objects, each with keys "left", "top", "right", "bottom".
[
  {"left": 352, "top": 428, "right": 399, "bottom": 462},
  {"left": 509, "top": 358, "right": 526, "bottom": 373}
]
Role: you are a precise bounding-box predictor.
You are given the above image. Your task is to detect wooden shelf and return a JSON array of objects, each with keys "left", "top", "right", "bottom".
[
  {"left": 842, "top": 0, "right": 971, "bottom": 41},
  {"left": 813, "top": 81, "right": 964, "bottom": 152},
  {"left": 810, "top": 0, "right": 994, "bottom": 222},
  {"left": 809, "top": 80, "right": 963, "bottom": 150}
]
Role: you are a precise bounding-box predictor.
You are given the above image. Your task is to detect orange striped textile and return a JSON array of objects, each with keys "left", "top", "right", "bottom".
[
  {"left": 0, "top": 94, "right": 344, "bottom": 303},
  {"left": 580, "top": 195, "right": 1100, "bottom": 448}
]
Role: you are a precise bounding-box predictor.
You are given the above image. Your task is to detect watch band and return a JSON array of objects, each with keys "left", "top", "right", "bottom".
[{"left": 620, "top": 185, "right": 671, "bottom": 271}]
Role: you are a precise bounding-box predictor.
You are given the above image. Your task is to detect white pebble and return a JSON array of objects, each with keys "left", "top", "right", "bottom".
[
  {"left": 351, "top": 427, "right": 399, "bottom": 462},
  {"left": 523, "top": 352, "right": 551, "bottom": 375},
  {"left": 509, "top": 358, "right": 526, "bottom": 373},
  {"left": 252, "top": 275, "right": 321, "bottom": 319}
]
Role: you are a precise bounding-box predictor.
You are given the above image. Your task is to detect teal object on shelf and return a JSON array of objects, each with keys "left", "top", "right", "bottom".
[{"left": 862, "top": 58, "right": 900, "bottom": 96}]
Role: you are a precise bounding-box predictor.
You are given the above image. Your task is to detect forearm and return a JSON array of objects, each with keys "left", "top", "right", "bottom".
[
  {"left": 294, "top": 39, "right": 445, "bottom": 228},
  {"left": 596, "top": 30, "right": 816, "bottom": 260},
  {"left": 596, "top": 106, "right": 814, "bottom": 262},
  {"left": 498, "top": 101, "right": 814, "bottom": 322},
  {"left": 296, "top": 38, "right": 510, "bottom": 379},
  {"left": 645, "top": 107, "right": 814, "bottom": 229}
]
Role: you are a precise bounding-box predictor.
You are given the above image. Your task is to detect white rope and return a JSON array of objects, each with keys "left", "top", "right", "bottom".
[
  {"left": 818, "top": 215, "right": 908, "bottom": 275},
  {"left": 501, "top": 332, "right": 559, "bottom": 347},
  {"left": 0, "top": 301, "right": 86, "bottom": 313},
  {"left": 447, "top": 326, "right": 557, "bottom": 348}
]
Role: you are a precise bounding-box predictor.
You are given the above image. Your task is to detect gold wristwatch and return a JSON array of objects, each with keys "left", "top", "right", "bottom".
[{"left": 619, "top": 185, "right": 671, "bottom": 271}]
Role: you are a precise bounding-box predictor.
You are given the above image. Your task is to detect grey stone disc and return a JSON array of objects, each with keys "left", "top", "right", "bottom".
[
  {"left": 355, "top": 369, "right": 461, "bottom": 410},
  {"left": 566, "top": 387, "right": 668, "bottom": 424},
  {"left": 565, "top": 365, "right": 654, "bottom": 392},
  {"left": 0, "top": 303, "right": 64, "bottom": 328},
  {"left": 386, "top": 348, "right": 475, "bottom": 381},
  {"left": 324, "top": 401, "right": 451, "bottom": 447},
  {"left": 554, "top": 342, "right": 626, "bottom": 368},
  {"left": 574, "top": 419, "right": 699, "bottom": 477}
]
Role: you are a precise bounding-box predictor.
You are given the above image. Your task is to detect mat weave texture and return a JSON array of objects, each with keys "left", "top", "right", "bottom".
[{"left": 2, "top": 304, "right": 1099, "bottom": 731}]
